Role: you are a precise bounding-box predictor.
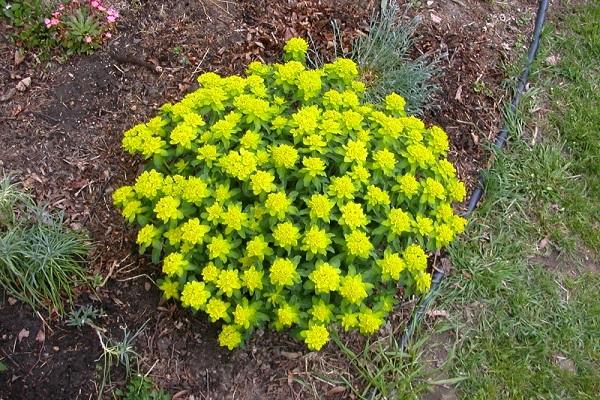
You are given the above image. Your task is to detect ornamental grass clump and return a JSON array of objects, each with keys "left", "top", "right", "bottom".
[
  {"left": 0, "top": 175, "right": 90, "bottom": 315},
  {"left": 114, "top": 38, "right": 467, "bottom": 351}
]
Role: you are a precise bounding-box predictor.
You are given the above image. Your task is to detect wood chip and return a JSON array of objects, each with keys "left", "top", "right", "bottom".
[
  {"left": 455, "top": 85, "right": 463, "bottom": 102},
  {"left": 0, "top": 88, "right": 16, "bottom": 102},
  {"left": 15, "top": 77, "right": 31, "bottom": 92}
]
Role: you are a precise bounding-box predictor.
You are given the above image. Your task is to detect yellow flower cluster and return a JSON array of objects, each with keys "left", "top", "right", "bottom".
[{"left": 114, "top": 37, "right": 467, "bottom": 352}]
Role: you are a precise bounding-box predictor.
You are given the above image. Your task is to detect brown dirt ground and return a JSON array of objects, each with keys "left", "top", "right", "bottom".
[{"left": 0, "top": 0, "right": 544, "bottom": 398}]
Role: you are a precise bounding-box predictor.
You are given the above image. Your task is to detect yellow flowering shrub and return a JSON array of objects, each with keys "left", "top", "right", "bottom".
[{"left": 114, "top": 38, "right": 467, "bottom": 351}]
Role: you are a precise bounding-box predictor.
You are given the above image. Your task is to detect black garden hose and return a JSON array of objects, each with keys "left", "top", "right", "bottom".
[{"left": 399, "top": 0, "right": 550, "bottom": 350}]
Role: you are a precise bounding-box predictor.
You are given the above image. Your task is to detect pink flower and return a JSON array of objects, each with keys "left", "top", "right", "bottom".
[
  {"left": 59, "top": 4, "right": 65, "bottom": 10},
  {"left": 52, "top": 11, "right": 61, "bottom": 18},
  {"left": 107, "top": 7, "right": 119, "bottom": 17},
  {"left": 107, "top": 15, "right": 116, "bottom": 23},
  {"left": 98, "top": 5, "right": 106, "bottom": 11},
  {"left": 105, "top": 32, "right": 112, "bottom": 39},
  {"left": 44, "top": 18, "right": 52, "bottom": 28},
  {"left": 50, "top": 18, "right": 60, "bottom": 27},
  {"left": 85, "top": 36, "right": 93, "bottom": 43},
  {"left": 91, "top": 0, "right": 99, "bottom": 7}
]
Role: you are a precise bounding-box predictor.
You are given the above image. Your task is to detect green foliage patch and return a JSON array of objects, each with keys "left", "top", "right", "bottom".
[{"left": 1, "top": 0, "right": 118, "bottom": 56}]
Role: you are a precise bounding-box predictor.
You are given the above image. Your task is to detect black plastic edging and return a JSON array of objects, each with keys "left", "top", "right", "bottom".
[{"left": 399, "top": 0, "right": 550, "bottom": 350}]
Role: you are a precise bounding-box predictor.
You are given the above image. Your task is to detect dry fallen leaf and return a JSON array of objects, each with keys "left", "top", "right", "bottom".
[
  {"left": 7, "top": 297, "right": 17, "bottom": 305},
  {"left": 14, "top": 50, "right": 25, "bottom": 66},
  {"left": 427, "top": 309, "right": 450, "bottom": 319},
  {"left": 35, "top": 329, "right": 45, "bottom": 343},
  {"left": 281, "top": 351, "right": 302, "bottom": 359},
  {"left": 18, "top": 328, "right": 30, "bottom": 342},
  {"left": 546, "top": 54, "right": 560, "bottom": 66},
  {"left": 172, "top": 390, "right": 189, "bottom": 400},
  {"left": 431, "top": 13, "right": 442, "bottom": 24},
  {"left": 325, "top": 386, "right": 347, "bottom": 397}
]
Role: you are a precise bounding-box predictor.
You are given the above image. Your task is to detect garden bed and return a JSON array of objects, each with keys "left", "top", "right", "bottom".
[{"left": 0, "top": 0, "right": 538, "bottom": 398}]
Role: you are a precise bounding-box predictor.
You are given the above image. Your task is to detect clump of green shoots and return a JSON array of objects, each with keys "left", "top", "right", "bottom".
[
  {"left": 0, "top": 174, "right": 91, "bottom": 315},
  {"left": 114, "top": 374, "right": 171, "bottom": 400},
  {"left": 66, "top": 304, "right": 104, "bottom": 328},
  {"left": 96, "top": 322, "right": 149, "bottom": 399}
]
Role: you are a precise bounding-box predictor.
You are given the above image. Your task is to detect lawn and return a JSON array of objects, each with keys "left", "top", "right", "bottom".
[{"left": 413, "top": 2, "right": 600, "bottom": 399}]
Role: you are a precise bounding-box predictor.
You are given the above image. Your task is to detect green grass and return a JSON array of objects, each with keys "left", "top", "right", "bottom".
[
  {"left": 331, "top": 333, "right": 431, "bottom": 399},
  {"left": 544, "top": 5, "right": 600, "bottom": 251},
  {"left": 421, "top": 3, "right": 600, "bottom": 399}
]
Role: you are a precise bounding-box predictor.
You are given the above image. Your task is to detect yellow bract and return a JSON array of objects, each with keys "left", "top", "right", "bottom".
[{"left": 115, "top": 37, "right": 467, "bottom": 352}]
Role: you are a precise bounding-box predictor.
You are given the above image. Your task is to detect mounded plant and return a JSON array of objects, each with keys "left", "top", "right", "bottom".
[{"left": 114, "top": 38, "right": 466, "bottom": 351}]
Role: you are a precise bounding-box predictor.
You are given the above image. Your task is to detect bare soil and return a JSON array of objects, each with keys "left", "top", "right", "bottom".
[{"left": 0, "top": 0, "right": 542, "bottom": 398}]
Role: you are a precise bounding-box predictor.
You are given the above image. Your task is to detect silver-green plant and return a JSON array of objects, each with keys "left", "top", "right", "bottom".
[
  {"left": 0, "top": 175, "right": 91, "bottom": 315},
  {"left": 96, "top": 322, "right": 148, "bottom": 399},
  {"left": 66, "top": 304, "right": 104, "bottom": 327},
  {"left": 328, "top": 0, "right": 439, "bottom": 114}
]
